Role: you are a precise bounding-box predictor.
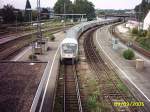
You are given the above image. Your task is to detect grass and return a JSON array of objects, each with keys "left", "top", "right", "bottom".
[
  {"left": 28, "top": 54, "right": 37, "bottom": 60},
  {"left": 117, "top": 81, "right": 129, "bottom": 94},
  {"left": 87, "top": 94, "right": 111, "bottom": 112},
  {"left": 43, "top": 32, "right": 55, "bottom": 41},
  {"left": 85, "top": 78, "right": 111, "bottom": 112},
  {"left": 138, "top": 38, "right": 150, "bottom": 51},
  {"left": 53, "top": 65, "right": 65, "bottom": 112},
  {"left": 87, "top": 95, "right": 98, "bottom": 110},
  {"left": 21, "top": 21, "right": 73, "bottom": 34},
  {"left": 87, "top": 78, "right": 99, "bottom": 94},
  {"left": 42, "top": 20, "right": 74, "bottom": 28},
  {"left": 130, "top": 28, "right": 150, "bottom": 51}
]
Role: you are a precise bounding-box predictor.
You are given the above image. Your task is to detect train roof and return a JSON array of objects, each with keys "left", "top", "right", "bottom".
[
  {"left": 65, "top": 21, "right": 94, "bottom": 38},
  {"left": 61, "top": 38, "right": 78, "bottom": 45},
  {"left": 66, "top": 29, "right": 78, "bottom": 38},
  {"left": 65, "top": 19, "right": 115, "bottom": 39}
]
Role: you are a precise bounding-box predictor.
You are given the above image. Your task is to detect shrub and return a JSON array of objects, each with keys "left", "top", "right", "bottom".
[
  {"left": 49, "top": 34, "right": 55, "bottom": 41},
  {"left": 47, "top": 46, "right": 51, "bottom": 51},
  {"left": 147, "top": 31, "right": 150, "bottom": 38},
  {"left": 87, "top": 96, "right": 97, "bottom": 111},
  {"left": 138, "top": 29, "right": 147, "bottom": 37},
  {"left": 51, "top": 36, "right": 55, "bottom": 41},
  {"left": 132, "top": 28, "right": 138, "bottom": 35},
  {"left": 123, "top": 49, "right": 135, "bottom": 60},
  {"left": 29, "top": 54, "right": 37, "bottom": 60}
]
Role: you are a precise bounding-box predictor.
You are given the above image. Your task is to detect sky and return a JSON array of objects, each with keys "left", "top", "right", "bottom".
[{"left": 0, "top": 0, "right": 142, "bottom": 10}]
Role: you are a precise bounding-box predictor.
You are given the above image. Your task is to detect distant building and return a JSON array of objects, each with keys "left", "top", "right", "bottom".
[
  {"left": 145, "top": 0, "right": 150, "bottom": 3},
  {"left": 25, "top": 0, "right": 32, "bottom": 22},
  {"left": 40, "top": 7, "right": 54, "bottom": 19},
  {"left": 25, "top": 0, "right": 31, "bottom": 10},
  {"left": 0, "top": 9, "right": 3, "bottom": 23},
  {"left": 47, "top": 8, "right": 54, "bottom": 19},
  {"left": 125, "top": 10, "right": 135, "bottom": 15},
  {"left": 0, "top": 16, "right": 3, "bottom": 23},
  {"left": 143, "top": 11, "right": 150, "bottom": 30}
]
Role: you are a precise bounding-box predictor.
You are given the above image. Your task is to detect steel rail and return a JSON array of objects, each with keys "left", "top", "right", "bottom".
[
  {"left": 63, "top": 63, "right": 83, "bottom": 112},
  {"left": 83, "top": 28, "right": 118, "bottom": 112},
  {"left": 83, "top": 27, "right": 145, "bottom": 112},
  {"left": 0, "top": 26, "right": 72, "bottom": 60},
  {"left": 73, "top": 64, "right": 83, "bottom": 112},
  {"left": 100, "top": 26, "right": 148, "bottom": 112},
  {"left": 0, "top": 24, "right": 73, "bottom": 45}
]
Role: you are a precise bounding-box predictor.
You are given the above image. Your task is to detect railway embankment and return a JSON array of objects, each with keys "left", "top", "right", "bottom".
[{"left": 110, "top": 23, "right": 150, "bottom": 58}]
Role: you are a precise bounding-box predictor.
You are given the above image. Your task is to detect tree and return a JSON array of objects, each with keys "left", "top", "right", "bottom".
[
  {"left": 74, "top": 0, "right": 96, "bottom": 20},
  {"left": 54, "top": 0, "right": 96, "bottom": 20},
  {"left": 54, "top": 0, "right": 73, "bottom": 14},
  {"left": 2, "top": 4, "right": 16, "bottom": 23},
  {"left": 134, "top": 0, "right": 150, "bottom": 21},
  {"left": 32, "top": 10, "right": 38, "bottom": 21},
  {"left": 17, "top": 10, "right": 24, "bottom": 23}
]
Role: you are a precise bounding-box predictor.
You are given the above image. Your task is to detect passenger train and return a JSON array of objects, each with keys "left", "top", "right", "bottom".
[{"left": 60, "top": 18, "right": 119, "bottom": 63}]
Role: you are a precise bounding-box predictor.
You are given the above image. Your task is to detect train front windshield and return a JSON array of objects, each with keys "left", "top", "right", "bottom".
[{"left": 62, "top": 44, "right": 77, "bottom": 54}]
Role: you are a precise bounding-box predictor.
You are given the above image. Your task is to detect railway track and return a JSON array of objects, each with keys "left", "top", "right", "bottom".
[
  {"left": 0, "top": 26, "right": 72, "bottom": 60},
  {"left": 83, "top": 27, "right": 146, "bottom": 112},
  {"left": 0, "top": 25, "right": 73, "bottom": 45},
  {"left": 0, "top": 36, "right": 35, "bottom": 60},
  {"left": 54, "top": 64, "right": 83, "bottom": 112}
]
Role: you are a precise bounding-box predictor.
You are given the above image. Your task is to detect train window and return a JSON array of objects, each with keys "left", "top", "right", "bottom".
[{"left": 62, "top": 44, "right": 77, "bottom": 53}]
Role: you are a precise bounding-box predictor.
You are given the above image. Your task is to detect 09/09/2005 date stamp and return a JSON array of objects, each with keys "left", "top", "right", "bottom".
[{"left": 114, "top": 102, "right": 144, "bottom": 107}]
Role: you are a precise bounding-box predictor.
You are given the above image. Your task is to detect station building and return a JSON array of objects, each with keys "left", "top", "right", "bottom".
[
  {"left": 143, "top": 10, "right": 150, "bottom": 30},
  {"left": 125, "top": 20, "right": 141, "bottom": 29}
]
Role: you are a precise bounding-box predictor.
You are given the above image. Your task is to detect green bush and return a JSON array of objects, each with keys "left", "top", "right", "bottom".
[
  {"left": 123, "top": 49, "right": 135, "bottom": 60},
  {"left": 50, "top": 35, "right": 55, "bottom": 41},
  {"left": 147, "top": 31, "right": 150, "bottom": 38},
  {"left": 87, "top": 96, "right": 97, "bottom": 111},
  {"left": 132, "top": 28, "right": 138, "bottom": 35},
  {"left": 29, "top": 54, "right": 37, "bottom": 60},
  {"left": 138, "top": 29, "right": 147, "bottom": 37}
]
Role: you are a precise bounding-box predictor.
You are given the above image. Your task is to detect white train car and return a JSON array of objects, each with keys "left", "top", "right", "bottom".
[
  {"left": 60, "top": 18, "right": 119, "bottom": 63},
  {"left": 60, "top": 38, "right": 78, "bottom": 62}
]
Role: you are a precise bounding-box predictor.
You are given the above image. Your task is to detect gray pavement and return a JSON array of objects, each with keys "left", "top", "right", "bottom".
[
  {"left": 12, "top": 31, "right": 65, "bottom": 62},
  {"left": 94, "top": 25, "right": 150, "bottom": 110},
  {"left": 12, "top": 31, "right": 65, "bottom": 112}
]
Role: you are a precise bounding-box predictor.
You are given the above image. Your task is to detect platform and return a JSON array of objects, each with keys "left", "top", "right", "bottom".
[
  {"left": 94, "top": 25, "right": 150, "bottom": 110},
  {"left": 7, "top": 31, "right": 65, "bottom": 112},
  {"left": 0, "top": 62, "right": 46, "bottom": 112}
]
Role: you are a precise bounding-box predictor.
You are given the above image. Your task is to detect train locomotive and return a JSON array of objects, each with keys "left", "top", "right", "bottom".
[{"left": 60, "top": 18, "right": 119, "bottom": 63}]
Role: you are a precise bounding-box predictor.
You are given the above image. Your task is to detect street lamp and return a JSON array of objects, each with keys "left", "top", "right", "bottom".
[
  {"left": 26, "top": 7, "right": 32, "bottom": 30},
  {"left": 135, "top": 11, "right": 144, "bottom": 30},
  {"left": 37, "top": 0, "right": 42, "bottom": 41},
  {"left": 64, "top": 0, "right": 66, "bottom": 28},
  {"left": 13, "top": 10, "right": 18, "bottom": 32},
  {"left": 26, "top": 5, "right": 34, "bottom": 61}
]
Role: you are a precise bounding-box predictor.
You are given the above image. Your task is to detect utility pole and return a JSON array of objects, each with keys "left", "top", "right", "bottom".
[
  {"left": 37, "top": 0, "right": 42, "bottom": 43},
  {"left": 139, "top": 3, "right": 144, "bottom": 30},
  {"left": 64, "top": 0, "right": 66, "bottom": 28},
  {"left": 13, "top": 11, "right": 18, "bottom": 32}
]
